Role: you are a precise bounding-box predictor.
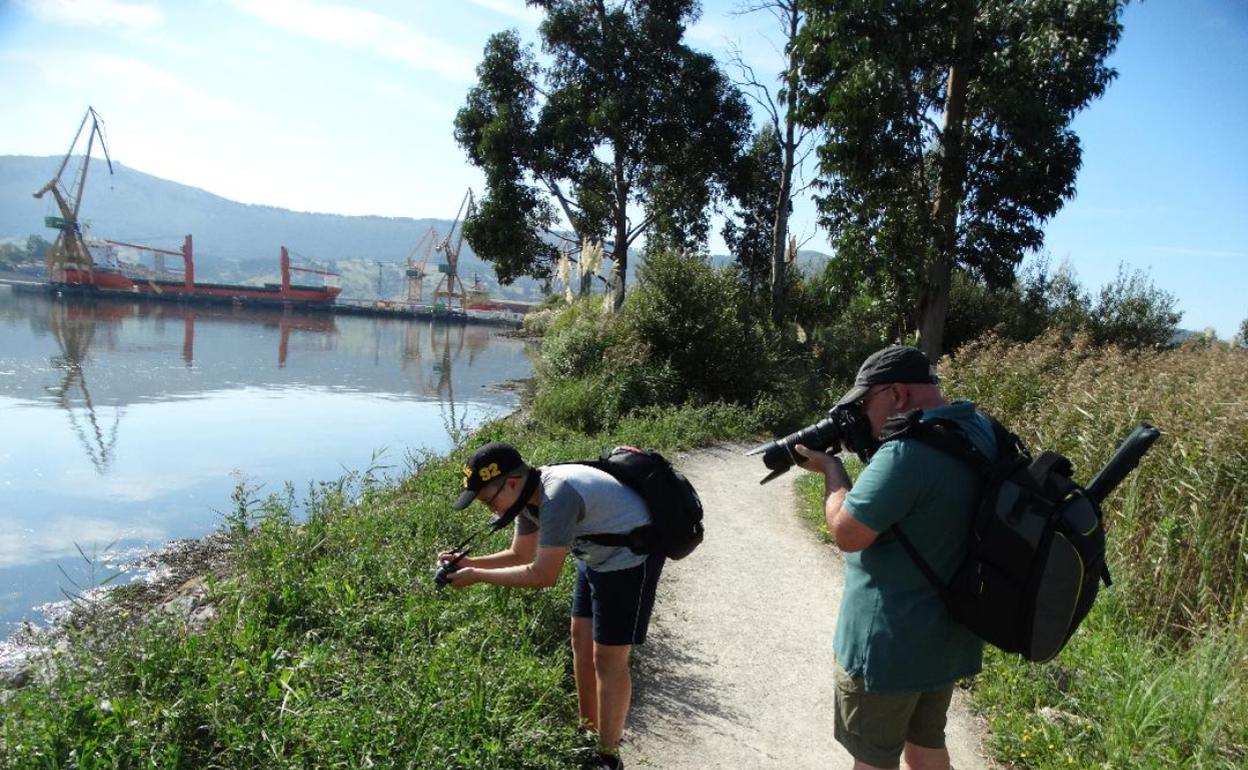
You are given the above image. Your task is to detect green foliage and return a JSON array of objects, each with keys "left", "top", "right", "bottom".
[
  {"left": 0, "top": 241, "right": 21, "bottom": 268},
  {"left": 0, "top": 235, "right": 52, "bottom": 268},
  {"left": 0, "top": 443, "right": 592, "bottom": 768},
  {"left": 796, "top": 337, "right": 1248, "bottom": 767},
  {"left": 974, "top": 602, "right": 1247, "bottom": 770},
  {"left": 0, "top": 393, "right": 774, "bottom": 765},
  {"left": 625, "top": 251, "right": 768, "bottom": 405},
  {"left": 531, "top": 251, "right": 819, "bottom": 435},
  {"left": 794, "top": 0, "right": 1127, "bottom": 355},
  {"left": 1084, "top": 264, "right": 1183, "bottom": 348},
  {"left": 454, "top": 31, "right": 560, "bottom": 285},
  {"left": 789, "top": 256, "right": 915, "bottom": 386},
  {"left": 454, "top": 0, "right": 752, "bottom": 307},
  {"left": 25, "top": 234, "right": 52, "bottom": 262},
  {"left": 722, "top": 125, "right": 786, "bottom": 301},
  {"left": 1237, "top": 317, "right": 1248, "bottom": 347},
  {"left": 943, "top": 258, "right": 1182, "bottom": 352}
]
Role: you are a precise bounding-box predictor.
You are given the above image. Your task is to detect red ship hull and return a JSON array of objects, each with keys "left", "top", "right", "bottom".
[{"left": 58, "top": 269, "right": 340, "bottom": 306}]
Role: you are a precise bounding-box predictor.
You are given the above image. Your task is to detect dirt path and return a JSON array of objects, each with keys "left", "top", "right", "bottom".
[{"left": 625, "top": 443, "right": 996, "bottom": 769}]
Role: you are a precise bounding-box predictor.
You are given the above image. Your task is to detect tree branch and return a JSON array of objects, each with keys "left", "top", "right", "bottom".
[
  {"left": 540, "top": 175, "right": 583, "bottom": 236},
  {"left": 727, "top": 43, "right": 781, "bottom": 130},
  {"left": 626, "top": 213, "right": 656, "bottom": 242}
]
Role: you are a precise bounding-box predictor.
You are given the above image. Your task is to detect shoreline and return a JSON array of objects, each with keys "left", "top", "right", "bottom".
[{"left": 0, "top": 534, "right": 233, "bottom": 691}]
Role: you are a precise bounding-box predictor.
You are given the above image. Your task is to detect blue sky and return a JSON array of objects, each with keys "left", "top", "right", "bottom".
[{"left": 0, "top": 0, "right": 1244, "bottom": 337}]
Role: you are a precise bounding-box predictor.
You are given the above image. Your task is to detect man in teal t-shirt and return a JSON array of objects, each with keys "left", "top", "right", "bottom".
[{"left": 796, "top": 346, "right": 994, "bottom": 770}]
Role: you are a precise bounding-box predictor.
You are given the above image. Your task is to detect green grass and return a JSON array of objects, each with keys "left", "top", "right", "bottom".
[
  {"left": 0, "top": 404, "right": 760, "bottom": 769},
  {"left": 8, "top": 304, "right": 1244, "bottom": 768},
  {"left": 975, "top": 600, "right": 1248, "bottom": 769}
]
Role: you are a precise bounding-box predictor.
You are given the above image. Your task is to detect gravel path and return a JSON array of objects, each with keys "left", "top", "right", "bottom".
[{"left": 625, "top": 443, "right": 997, "bottom": 770}]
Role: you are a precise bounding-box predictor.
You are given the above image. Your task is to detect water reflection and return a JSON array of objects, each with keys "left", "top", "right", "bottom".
[
  {"left": 47, "top": 301, "right": 123, "bottom": 473},
  {"left": 0, "top": 288, "right": 532, "bottom": 634}
]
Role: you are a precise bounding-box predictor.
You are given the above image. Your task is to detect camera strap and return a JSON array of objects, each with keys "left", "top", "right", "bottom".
[{"left": 488, "top": 468, "right": 541, "bottom": 532}]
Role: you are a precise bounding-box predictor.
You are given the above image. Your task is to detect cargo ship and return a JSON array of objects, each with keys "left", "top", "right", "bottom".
[
  {"left": 34, "top": 107, "right": 340, "bottom": 310},
  {"left": 57, "top": 235, "right": 342, "bottom": 308}
]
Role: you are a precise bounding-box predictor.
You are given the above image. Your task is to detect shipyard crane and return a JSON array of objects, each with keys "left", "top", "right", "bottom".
[
  {"left": 431, "top": 188, "right": 475, "bottom": 314},
  {"left": 33, "top": 107, "right": 114, "bottom": 285},
  {"left": 404, "top": 225, "right": 439, "bottom": 304}
]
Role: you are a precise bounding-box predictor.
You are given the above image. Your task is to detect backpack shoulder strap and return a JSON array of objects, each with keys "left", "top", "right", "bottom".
[
  {"left": 889, "top": 525, "right": 957, "bottom": 608},
  {"left": 880, "top": 410, "right": 996, "bottom": 476},
  {"left": 563, "top": 453, "right": 646, "bottom": 548},
  {"left": 881, "top": 411, "right": 1009, "bottom": 601}
]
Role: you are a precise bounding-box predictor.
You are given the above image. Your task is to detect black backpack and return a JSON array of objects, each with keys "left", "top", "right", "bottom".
[
  {"left": 573, "top": 446, "right": 704, "bottom": 560},
  {"left": 881, "top": 413, "right": 1110, "bottom": 663}
]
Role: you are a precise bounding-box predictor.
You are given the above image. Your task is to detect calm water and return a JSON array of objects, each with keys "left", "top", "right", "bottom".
[{"left": 0, "top": 286, "right": 532, "bottom": 637}]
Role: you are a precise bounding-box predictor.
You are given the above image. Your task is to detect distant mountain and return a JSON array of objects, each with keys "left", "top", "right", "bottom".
[
  {"left": 0, "top": 155, "right": 539, "bottom": 298},
  {"left": 1, "top": 154, "right": 830, "bottom": 300}
]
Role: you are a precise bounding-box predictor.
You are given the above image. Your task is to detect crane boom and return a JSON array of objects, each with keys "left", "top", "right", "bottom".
[
  {"left": 33, "top": 107, "right": 114, "bottom": 285},
  {"left": 431, "top": 189, "right": 475, "bottom": 313}
]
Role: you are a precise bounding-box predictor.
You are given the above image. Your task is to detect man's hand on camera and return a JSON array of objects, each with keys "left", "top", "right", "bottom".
[
  {"left": 437, "top": 551, "right": 473, "bottom": 567},
  {"left": 793, "top": 443, "right": 843, "bottom": 474},
  {"left": 445, "top": 566, "right": 480, "bottom": 589}
]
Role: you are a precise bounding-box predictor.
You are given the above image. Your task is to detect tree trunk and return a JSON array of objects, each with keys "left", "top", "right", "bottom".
[
  {"left": 919, "top": 0, "right": 975, "bottom": 361},
  {"left": 609, "top": 226, "right": 627, "bottom": 311},
  {"left": 769, "top": 157, "right": 792, "bottom": 323},
  {"left": 609, "top": 150, "right": 629, "bottom": 312},
  {"left": 770, "top": 1, "right": 802, "bottom": 326}
]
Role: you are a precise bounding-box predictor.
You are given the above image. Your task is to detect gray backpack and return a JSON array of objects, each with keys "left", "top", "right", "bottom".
[{"left": 882, "top": 413, "right": 1157, "bottom": 663}]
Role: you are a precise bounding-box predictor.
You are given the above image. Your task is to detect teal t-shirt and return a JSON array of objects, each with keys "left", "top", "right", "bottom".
[{"left": 834, "top": 401, "right": 994, "bottom": 692}]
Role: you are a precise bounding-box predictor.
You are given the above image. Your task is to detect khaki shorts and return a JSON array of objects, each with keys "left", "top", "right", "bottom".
[{"left": 833, "top": 666, "right": 954, "bottom": 768}]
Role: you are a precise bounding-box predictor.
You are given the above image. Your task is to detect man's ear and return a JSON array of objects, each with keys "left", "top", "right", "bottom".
[{"left": 891, "top": 383, "right": 910, "bottom": 411}]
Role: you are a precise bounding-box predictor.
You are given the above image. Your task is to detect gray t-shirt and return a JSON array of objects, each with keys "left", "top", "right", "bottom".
[{"left": 515, "top": 464, "right": 650, "bottom": 571}]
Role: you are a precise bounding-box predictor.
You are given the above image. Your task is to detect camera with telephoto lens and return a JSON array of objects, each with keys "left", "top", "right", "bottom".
[{"left": 746, "top": 403, "right": 877, "bottom": 484}]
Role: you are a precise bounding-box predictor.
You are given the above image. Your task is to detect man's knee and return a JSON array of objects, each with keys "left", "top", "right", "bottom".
[
  {"left": 592, "top": 643, "right": 631, "bottom": 673},
  {"left": 571, "top": 617, "right": 594, "bottom": 649}
]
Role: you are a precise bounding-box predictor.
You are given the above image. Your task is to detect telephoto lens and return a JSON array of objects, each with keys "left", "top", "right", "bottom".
[
  {"left": 748, "top": 417, "right": 843, "bottom": 475},
  {"left": 745, "top": 404, "right": 875, "bottom": 484}
]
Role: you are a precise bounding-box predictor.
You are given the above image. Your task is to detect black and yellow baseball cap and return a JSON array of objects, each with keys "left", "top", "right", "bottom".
[{"left": 452, "top": 442, "right": 525, "bottom": 509}]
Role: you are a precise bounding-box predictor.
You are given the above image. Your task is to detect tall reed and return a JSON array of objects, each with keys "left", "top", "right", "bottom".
[{"left": 941, "top": 334, "right": 1248, "bottom": 640}]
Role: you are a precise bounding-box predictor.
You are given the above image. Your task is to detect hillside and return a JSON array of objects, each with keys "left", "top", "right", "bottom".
[
  {"left": 0, "top": 155, "right": 542, "bottom": 299},
  {"left": 2, "top": 155, "right": 830, "bottom": 300}
]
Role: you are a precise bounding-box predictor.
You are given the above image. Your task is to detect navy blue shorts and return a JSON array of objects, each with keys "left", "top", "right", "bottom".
[{"left": 570, "top": 553, "right": 665, "bottom": 645}]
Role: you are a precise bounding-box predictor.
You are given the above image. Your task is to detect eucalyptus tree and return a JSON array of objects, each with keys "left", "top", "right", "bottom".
[
  {"left": 795, "top": 0, "right": 1127, "bottom": 358},
  {"left": 729, "top": 0, "right": 813, "bottom": 321},
  {"left": 455, "top": 0, "right": 752, "bottom": 310},
  {"left": 723, "top": 125, "right": 787, "bottom": 301}
]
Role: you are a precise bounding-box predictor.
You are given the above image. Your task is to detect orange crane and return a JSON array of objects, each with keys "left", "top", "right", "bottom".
[
  {"left": 430, "top": 188, "right": 474, "bottom": 314},
  {"left": 33, "top": 107, "right": 115, "bottom": 286}
]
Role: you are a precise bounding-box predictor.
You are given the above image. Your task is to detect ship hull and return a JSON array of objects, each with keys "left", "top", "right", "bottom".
[{"left": 55, "top": 270, "right": 340, "bottom": 307}]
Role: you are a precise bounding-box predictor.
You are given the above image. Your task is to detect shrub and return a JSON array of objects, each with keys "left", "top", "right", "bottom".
[
  {"left": 530, "top": 250, "right": 820, "bottom": 434},
  {"left": 1084, "top": 265, "right": 1182, "bottom": 349},
  {"left": 624, "top": 250, "right": 769, "bottom": 404}
]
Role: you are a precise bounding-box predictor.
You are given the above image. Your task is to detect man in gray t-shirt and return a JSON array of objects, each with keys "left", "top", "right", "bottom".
[{"left": 439, "top": 442, "right": 665, "bottom": 770}]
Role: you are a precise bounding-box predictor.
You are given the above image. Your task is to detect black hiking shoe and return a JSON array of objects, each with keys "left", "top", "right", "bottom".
[{"left": 593, "top": 752, "right": 624, "bottom": 770}]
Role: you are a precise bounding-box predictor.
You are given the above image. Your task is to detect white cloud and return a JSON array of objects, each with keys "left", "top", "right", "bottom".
[
  {"left": 225, "top": 0, "right": 478, "bottom": 83},
  {"left": 0, "top": 518, "right": 164, "bottom": 569},
  {"left": 3, "top": 49, "right": 255, "bottom": 123},
  {"left": 462, "top": 0, "right": 543, "bottom": 25},
  {"left": 14, "top": 0, "right": 162, "bottom": 30}
]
